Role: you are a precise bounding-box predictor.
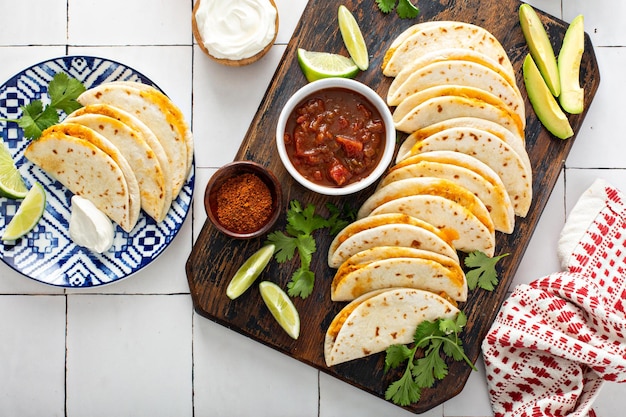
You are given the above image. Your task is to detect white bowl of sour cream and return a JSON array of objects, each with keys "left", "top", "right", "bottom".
[{"left": 192, "top": 0, "right": 279, "bottom": 66}]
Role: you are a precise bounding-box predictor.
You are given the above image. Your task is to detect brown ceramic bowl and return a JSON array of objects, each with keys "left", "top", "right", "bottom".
[{"left": 204, "top": 161, "right": 282, "bottom": 239}]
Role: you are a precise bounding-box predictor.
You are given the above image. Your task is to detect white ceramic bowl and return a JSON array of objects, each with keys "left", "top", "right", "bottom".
[{"left": 276, "top": 78, "right": 395, "bottom": 196}]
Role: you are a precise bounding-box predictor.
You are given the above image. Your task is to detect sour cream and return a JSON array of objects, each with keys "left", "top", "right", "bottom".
[
  {"left": 194, "top": 0, "right": 277, "bottom": 60},
  {"left": 69, "top": 195, "right": 114, "bottom": 253}
]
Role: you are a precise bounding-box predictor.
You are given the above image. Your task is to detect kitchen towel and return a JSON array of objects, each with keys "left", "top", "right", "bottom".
[{"left": 482, "top": 178, "right": 626, "bottom": 417}]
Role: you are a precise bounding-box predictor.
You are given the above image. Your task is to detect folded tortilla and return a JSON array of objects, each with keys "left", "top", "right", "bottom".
[
  {"left": 369, "top": 194, "right": 496, "bottom": 256},
  {"left": 388, "top": 60, "right": 525, "bottom": 124},
  {"left": 77, "top": 81, "right": 192, "bottom": 198},
  {"left": 394, "top": 94, "right": 524, "bottom": 141},
  {"left": 64, "top": 113, "right": 171, "bottom": 222},
  {"left": 402, "top": 127, "right": 532, "bottom": 217},
  {"left": 382, "top": 21, "right": 514, "bottom": 78},
  {"left": 328, "top": 213, "right": 458, "bottom": 268},
  {"left": 387, "top": 47, "right": 521, "bottom": 104},
  {"left": 381, "top": 155, "right": 514, "bottom": 234},
  {"left": 393, "top": 85, "right": 525, "bottom": 138},
  {"left": 25, "top": 126, "right": 139, "bottom": 232},
  {"left": 67, "top": 104, "right": 173, "bottom": 212},
  {"left": 331, "top": 246, "right": 467, "bottom": 302},
  {"left": 324, "top": 288, "right": 460, "bottom": 366},
  {"left": 397, "top": 116, "right": 529, "bottom": 165}
]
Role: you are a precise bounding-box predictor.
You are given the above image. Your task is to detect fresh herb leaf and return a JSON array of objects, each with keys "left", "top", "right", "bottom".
[
  {"left": 286, "top": 267, "right": 315, "bottom": 299},
  {"left": 385, "top": 360, "right": 421, "bottom": 406},
  {"left": 17, "top": 101, "right": 59, "bottom": 140},
  {"left": 47, "top": 73, "right": 86, "bottom": 114},
  {"left": 325, "top": 202, "right": 356, "bottom": 236},
  {"left": 266, "top": 200, "right": 356, "bottom": 299},
  {"left": 464, "top": 251, "right": 509, "bottom": 291},
  {"left": 266, "top": 200, "right": 328, "bottom": 299},
  {"left": 384, "top": 312, "right": 476, "bottom": 406},
  {"left": 375, "top": 0, "right": 419, "bottom": 19},
  {"left": 375, "top": 0, "right": 396, "bottom": 14},
  {"left": 265, "top": 200, "right": 357, "bottom": 299},
  {"left": 285, "top": 200, "right": 328, "bottom": 236},
  {"left": 0, "top": 73, "right": 86, "bottom": 140},
  {"left": 396, "top": 0, "right": 420, "bottom": 19},
  {"left": 266, "top": 231, "right": 299, "bottom": 263}
]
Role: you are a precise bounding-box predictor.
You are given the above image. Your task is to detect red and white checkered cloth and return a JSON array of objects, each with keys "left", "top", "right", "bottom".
[{"left": 482, "top": 179, "right": 626, "bottom": 417}]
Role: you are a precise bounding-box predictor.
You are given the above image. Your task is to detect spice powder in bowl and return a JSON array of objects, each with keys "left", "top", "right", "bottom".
[
  {"left": 216, "top": 173, "right": 272, "bottom": 233},
  {"left": 205, "top": 161, "right": 282, "bottom": 239}
]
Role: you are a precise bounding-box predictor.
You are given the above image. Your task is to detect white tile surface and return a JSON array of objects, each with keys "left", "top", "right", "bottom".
[
  {"left": 1, "top": 0, "right": 625, "bottom": 416},
  {"left": 66, "top": 294, "right": 193, "bottom": 417},
  {"left": 68, "top": 0, "right": 192, "bottom": 46},
  {"left": 0, "top": 296, "right": 66, "bottom": 417},
  {"left": 193, "top": 315, "right": 319, "bottom": 417},
  {"left": 0, "top": 0, "right": 67, "bottom": 46}
]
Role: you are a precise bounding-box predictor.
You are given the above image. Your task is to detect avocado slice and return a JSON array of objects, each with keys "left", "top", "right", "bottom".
[
  {"left": 558, "top": 15, "right": 585, "bottom": 114},
  {"left": 523, "top": 54, "right": 573, "bottom": 139},
  {"left": 519, "top": 4, "right": 561, "bottom": 97}
]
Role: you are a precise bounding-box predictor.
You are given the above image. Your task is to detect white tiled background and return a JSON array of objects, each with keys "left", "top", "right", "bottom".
[{"left": 0, "top": 0, "right": 624, "bottom": 416}]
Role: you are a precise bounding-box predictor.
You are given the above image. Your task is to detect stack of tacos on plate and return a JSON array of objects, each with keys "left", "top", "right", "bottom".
[
  {"left": 324, "top": 21, "right": 532, "bottom": 367},
  {"left": 24, "top": 81, "right": 193, "bottom": 232}
]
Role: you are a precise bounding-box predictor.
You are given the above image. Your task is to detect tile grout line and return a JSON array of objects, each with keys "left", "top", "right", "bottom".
[
  {"left": 64, "top": 293, "right": 69, "bottom": 417},
  {"left": 189, "top": 1, "right": 196, "bottom": 416},
  {"left": 64, "top": 2, "right": 69, "bottom": 416}
]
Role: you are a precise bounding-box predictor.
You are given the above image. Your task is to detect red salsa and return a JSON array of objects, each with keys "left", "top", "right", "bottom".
[{"left": 283, "top": 87, "right": 386, "bottom": 187}]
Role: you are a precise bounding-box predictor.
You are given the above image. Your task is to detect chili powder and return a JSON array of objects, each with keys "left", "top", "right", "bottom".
[{"left": 216, "top": 173, "right": 273, "bottom": 234}]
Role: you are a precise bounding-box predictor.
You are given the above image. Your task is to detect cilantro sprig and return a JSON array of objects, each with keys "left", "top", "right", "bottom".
[
  {"left": 376, "top": 0, "right": 420, "bottom": 19},
  {"left": 384, "top": 312, "right": 476, "bottom": 406},
  {"left": 464, "top": 251, "right": 509, "bottom": 291},
  {"left": 266, "top": 200, "right": 354, "bottom": 299},
  {"left": 0, "top": 73, "right": 86, "bottom": 140}
]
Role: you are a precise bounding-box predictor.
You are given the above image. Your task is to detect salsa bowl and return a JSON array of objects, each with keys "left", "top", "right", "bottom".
[{"left": 276, "top": 78, "right": 395, "bottom": 196}]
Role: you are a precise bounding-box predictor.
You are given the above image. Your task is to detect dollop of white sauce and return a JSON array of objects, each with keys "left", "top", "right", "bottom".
[
  {"left": 69, "top": 195, "right": 114, "bottom": 253},
  {"left": 195, "top": 0, "right": 277, "bottom": 60}
]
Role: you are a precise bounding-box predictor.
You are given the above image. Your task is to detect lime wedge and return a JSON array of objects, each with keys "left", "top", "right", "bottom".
[
  {"left": 2, "top": 183, "right": 46, "bottom": 241},
  {"left": 0, "top": 140, "right": 28, "bottom": 199},
  {"left": 226, "top": 244, "right": 275, "bottom": 300},
  {"left": 297, "top": 48, "right": 360, "bottom": 82},
  {"left": 259, "top": 281, "right": 300, "bottom": 340},
  {"left": 337, "top": 5, "right": 369, "bottom": 71}
]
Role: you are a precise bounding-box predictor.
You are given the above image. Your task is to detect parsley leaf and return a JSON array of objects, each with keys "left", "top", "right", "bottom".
[
  {"left": 285, "top": 200, "right": 328, "bottom": 236},
  {"left": 325, "top": 202, "right": 356, "bottom": 236},
  {"left": 265, "top": 200, "right": 356, "bottom": 299},
  {"left": 17, "top": 101, "right": 59, "bottom": 139},
  {"left": 375, "top": 0, "right": 396, "bottom": 14},
  {"left": 286, "top": 267, "right": 315, "bottom": 299},
  {"left": 375, "top": 0, "right": 420, "bottom": 19},
  {"left": 47, "top": 73, "right": 86, "bottom": 114},
  {"left": 464, "top": 251, "right": 509, "bottom": 291},
  {"left": 0, "top": 73, "right": 86, "bottom": 140},
  {"left": 396, "top": 0, "right": 420, "bottom": 19},
  {"left": 384, "top": 312, "right": 476, "bottom": 406},
  {"left": 266, "top": 200, "right": 355, "bottom": 299},
  {"left": 266, "top": 200, "right": 327, "bottom": 299}
]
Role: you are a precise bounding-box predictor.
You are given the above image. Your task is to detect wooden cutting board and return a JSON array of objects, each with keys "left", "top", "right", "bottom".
[{"left": 186, "top": 0, "right": 600, "bottom": 413}]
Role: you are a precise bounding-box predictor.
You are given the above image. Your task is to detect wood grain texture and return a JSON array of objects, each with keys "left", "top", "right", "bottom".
[{"left": 186, "top": 0, "right": 600, "bottom": 413}]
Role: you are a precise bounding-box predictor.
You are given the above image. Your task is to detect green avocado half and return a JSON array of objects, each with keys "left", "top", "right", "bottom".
[
  {"left": 558, "top": 15, "right": 585, "bottom": 114},
  {"left": 519, "top": 4, "right": 561, "bottom": 97},
  {"left": 523, "top": 54, "right": 573, "bottom": 139}
]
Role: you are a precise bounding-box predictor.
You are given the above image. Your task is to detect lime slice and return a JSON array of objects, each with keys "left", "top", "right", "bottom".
[
  {"left": 259, "top": 281, "right": 300, "bottom": 340},
  {"left": 297, "top": 48, "right": 360, "bottom": 82},
  {"left": 2, "top": 183, "right": 46, "bottom": 241},
  {"left": 0, "top": 140, "right": 28, "bottom": 199},
  {"left": 337, "top": 5, "right": 369, "bottom": 71},
  {"left": 226, "top": 244, "right": 275, "bottom": 300}
]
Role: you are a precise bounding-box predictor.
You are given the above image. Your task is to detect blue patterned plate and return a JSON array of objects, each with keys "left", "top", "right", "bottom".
[{"left": 0, "top": 56, "right": 194, "bottom": 287}]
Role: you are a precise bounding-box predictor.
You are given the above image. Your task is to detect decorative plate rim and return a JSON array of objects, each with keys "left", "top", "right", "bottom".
[{"left": 0, "top": 55, "right": 195, "bottom": 288}]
